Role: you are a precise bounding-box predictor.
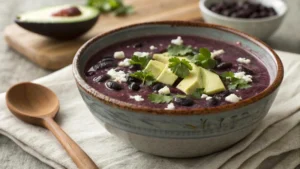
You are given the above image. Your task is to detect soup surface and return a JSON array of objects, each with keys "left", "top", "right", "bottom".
[{"left": 84, "top": 35, "right": 270, "bottom": 110}]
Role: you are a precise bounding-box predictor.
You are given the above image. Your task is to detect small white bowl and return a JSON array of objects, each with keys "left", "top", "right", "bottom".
[{"left": 199, "top": 0, "right": 288, "bottom": 39}]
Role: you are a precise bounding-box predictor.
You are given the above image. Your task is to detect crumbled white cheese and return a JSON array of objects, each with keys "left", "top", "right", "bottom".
[
  {"left": 133, "top": 52, "right": 150, "bottom": 57},
  {"left": 165, "top": 103, "right": 175, "bottom": 110},
  {"left": 158, "top": 86, "right": 170, "bottom": 95},
  {"left": 118, "top": 58, "right": 131, "bottom": 67},
  {"left": 237, "top": 57, "right": 251, "bottom": 64},
  {"left": 211, "top": 49, "right": 225, "bottom": 58},
  {"left": 107, "top": 69, "right": 127, "bottom": 82},
  {"left": 130, "top": 95, "right": 144, "bottom": 102},
  {"left": 159, "top": 44, "right": 163, "bottom": 47},
  {"left": 206, "top": 96, "right": 212, "bottom": 100},
  {"left": 201, "top": 94, "right": 208, "bottom": 99},
  {"left": 225, "top": 94, "right": 241, "bottom": 103},
  {"left": 236, "top": 41, "right": 242, "bottom": 45},
  {"left": 171, "top": 36, "right": 183, "bottom": 45},
  {"left": 234, "top": 72, "right": 253, "bottom": 82},
  {"left": 126, "top": 45, "right": 130, "bottom": 48},
  {"left": 150, "top": 45, "right": 157, "bottom": 50},
  {"left": 114, "top": 51, "right": 125, "bottom": 59}
]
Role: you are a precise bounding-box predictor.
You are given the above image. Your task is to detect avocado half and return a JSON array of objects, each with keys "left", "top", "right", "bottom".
[{"left": 15, "top": 4, "right": 100, "bottom": 40}]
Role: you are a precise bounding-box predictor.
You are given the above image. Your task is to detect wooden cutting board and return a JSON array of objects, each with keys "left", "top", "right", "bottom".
[{"left": 4, "top": 0, "right": 202, "bottom": 70}]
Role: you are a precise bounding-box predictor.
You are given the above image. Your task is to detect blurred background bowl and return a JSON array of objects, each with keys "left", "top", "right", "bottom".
[{"left": 199, "top": 0, "right": 288, "bottom": 40}]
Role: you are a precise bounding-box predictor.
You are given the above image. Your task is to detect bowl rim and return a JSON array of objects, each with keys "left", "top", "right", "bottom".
[
  {"left": 73, "top": 21, "right": 284, "bottom": 115},
  {"left": 199, "top": 0, "right": 288, "bottom": 23}
]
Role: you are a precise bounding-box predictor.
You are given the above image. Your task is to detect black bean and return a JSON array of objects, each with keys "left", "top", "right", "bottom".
[
  {"left": 208, "top": 97, "right": 219, "bottom": 106},
  {"left": 214, "top": 56, "right": 222, "bottom": 64},
  {"left": 218, "top": 90, "right": 231, "bottom": 98},
  {"left": 106, "top": 81, "right": 122, "bottom": 90},
  {"left": 85, "top": 71, "right": 95, "bottom": 77},
  {"left": 152, "top": 83, "right": 165, "bottom": 91},
  {"left": 173, "top": 97, "right": 194, "bottom": 106},
  {"left": 129, "top": 64, "right": 141, "bottom": 71},
  {"left": 92, "top": 63, "right": 101, "bottom": 70},
  {"left": 259, "top": 11, "right": 268, "bottom": 18},
  {"left": 250, "top": 12, "right": 260, "bottom": 18},
  {"left": 221, "top": 10, "right": 231, "bottom": 16},
  {"left": 238, "top": 66, "right": 255, "bottom": 75},
  {"left": 101, "top": 57, "right": 114, "bottom": 62},
  {"left": 133, "top": 42, "right": 143, "bottom": 48},
  {"left": 99, "top": 61, "right": 116, "bottom": 69},
  {"left": 216, "top": 62, "right": 233, "bottom": 69},
  {"left": 126, "top": 76, "right": 141, "bottom": 84},
  {"left": 129, "top": 82, "right": 140, "bottom": 91},
  {"left": 230, "top": 12, "right": 238, "bottom": 18},
  {"left": 93, "top": 74, "right": 111, "bottom": 83}
]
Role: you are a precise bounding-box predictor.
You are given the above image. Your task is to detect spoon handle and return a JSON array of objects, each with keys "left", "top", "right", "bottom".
[{"left": 43, "top": 117, "right": 98, "bottom": 169}]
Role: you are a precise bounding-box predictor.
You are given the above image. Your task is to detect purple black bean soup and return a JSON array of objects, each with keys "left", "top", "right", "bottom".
[{"left": 84, "top": 35, "right": 270, "bottom": 110}]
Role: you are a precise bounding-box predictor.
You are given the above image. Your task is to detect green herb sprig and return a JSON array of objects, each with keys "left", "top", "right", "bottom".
[
  {"left": 167, "top": 44, "right": 194, "bottom": 56},
  {"left": 168, "top": 57, "right": 193, "bottom": 78},
  {"left": 191, "top": 48, "right": 216, "bottom": 69},
  {"left": 130, "top": 71, "right": 155, "bottom": 86},
  {"left": 191, "top": 88, "right": 205, "bottom": 99},
  {"left": 221, "top": 71, "right": 252, "bottom": 90},
  {"left": 129, "top": 55, "right": 151, "bottom": 69},
  {"left": 87, "top": 0, "right": 134, "bottom": 16},
  {"left": 148, "top": 94, "right": 173, "bottom": 104}
]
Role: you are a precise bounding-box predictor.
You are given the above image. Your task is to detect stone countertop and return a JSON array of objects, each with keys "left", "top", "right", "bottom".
[{"left": 0, "top": 0, "right": 299, "bottom": 168}]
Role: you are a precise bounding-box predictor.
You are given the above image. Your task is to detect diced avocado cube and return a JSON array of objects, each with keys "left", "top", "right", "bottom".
[
  {"left": 153, "top": 53, "right": 170, "bottom": 63},
  {"left": 200, "top": 67, "right": 225, "bottom": 95},
  {"left": 176, "top": 63, "right": 204, "bottom": 95},
  {"left": 144, "top": 60, "right": 165, "bottom": 78},
  {"left": 157, "top": 66, "right": 178, "bottom": 85}
]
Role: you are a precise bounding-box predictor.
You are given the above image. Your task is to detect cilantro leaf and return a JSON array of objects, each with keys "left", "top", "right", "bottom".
[
  {"left": 168, "top": 57, "right": 192, "bottom": 78},
  {"left": 130, "top": 71, "right": 155, "bottom": 86},
  {"left": 221, "top": 71, "right": 252, "bottom": 90},
  {"left": 192, "top": 88, "right": 205, "bottom": 99},
  {"left": 167, "top": 44, "right": 194, "bottom": 56},
  {"left": 129, "top": 55, "right": 150, "bottom": 69},
  {"left": 87, "top": 0, "right": 134, "bottom": 16},
  {"left": 114, "top": 5, "right": 134, "bottom": 16},
  {"left": 148, "top": 94, "right": 173, "bottom": 104},
  {"left": 175, "top": 94, "right": 187, "bottom": 98},
  {"left": 191, "top": 48, "right": 216, "bottom": 69}
]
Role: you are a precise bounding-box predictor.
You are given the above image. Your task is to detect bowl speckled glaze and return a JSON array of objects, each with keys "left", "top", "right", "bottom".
[
  {"left": 73, "top": 21, "right": 283, "bottom": 158},
  {"left": 199, "top": 0, "right": 288, "bottom": 40}
]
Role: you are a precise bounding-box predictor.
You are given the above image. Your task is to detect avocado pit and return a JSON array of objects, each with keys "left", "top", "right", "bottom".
[{"left": 52, "top": 6, "right": 82, "bottom": 17}]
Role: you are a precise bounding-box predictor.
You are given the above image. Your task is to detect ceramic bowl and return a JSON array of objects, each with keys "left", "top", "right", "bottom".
[
  {"left": 73, "top": 21, "right": 283, "bottom": 158},
  {"left": 199, "top": 0, "right": 288, "bottom": 40}
]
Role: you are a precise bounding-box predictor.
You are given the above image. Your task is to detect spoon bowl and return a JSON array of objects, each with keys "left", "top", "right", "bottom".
[
  {"left": 6, "top": 82, "right": 98, "bottom": 169},
  {"left": 6, "top": 82, "right": 59, "bottom": 126}
]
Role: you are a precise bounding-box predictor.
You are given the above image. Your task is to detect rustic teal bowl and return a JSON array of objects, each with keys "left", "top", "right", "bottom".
[{"left": 73, "top": 21, "right": 283, "bottom": 157}]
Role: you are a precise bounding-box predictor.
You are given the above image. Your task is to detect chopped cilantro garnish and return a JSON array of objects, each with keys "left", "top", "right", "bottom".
[
  {"left": 87, "top": 0, "right": 134, "bottom": 16},
  {"left": 168, "top": 57, "right": 193, "bottom": 78},
  {"left": 129, "top": 55, "right": 150, "bottom": 69},
  {"left": 192, "top": 88, "right": 205, "bottom": 99},
  {"left": 175, "top": 94, "right": 187, "bottom": 98},
  {"left": 148, "top": 94, "right": 173, "bottom": 104},
  {"left": 130, "top": 71, "right": 155, "bottom": 86},
  {"left": 167, "top": 44, "right": 194, "bottom": 56},
  {"left": 191, "top": 48, "right": 216, "bottom": 69},
  {"left": 221, "top": 71, "right": 252, "bottom": 90}
]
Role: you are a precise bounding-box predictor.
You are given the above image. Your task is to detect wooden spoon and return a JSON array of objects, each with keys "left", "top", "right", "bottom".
[{"left": 6, "top": 82, "right": 98, "bottom": 169}]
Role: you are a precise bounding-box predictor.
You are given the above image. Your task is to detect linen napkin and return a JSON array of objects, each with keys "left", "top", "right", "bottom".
[{"left": 0, "top": 50, "right": 300, "bottom": 169}]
